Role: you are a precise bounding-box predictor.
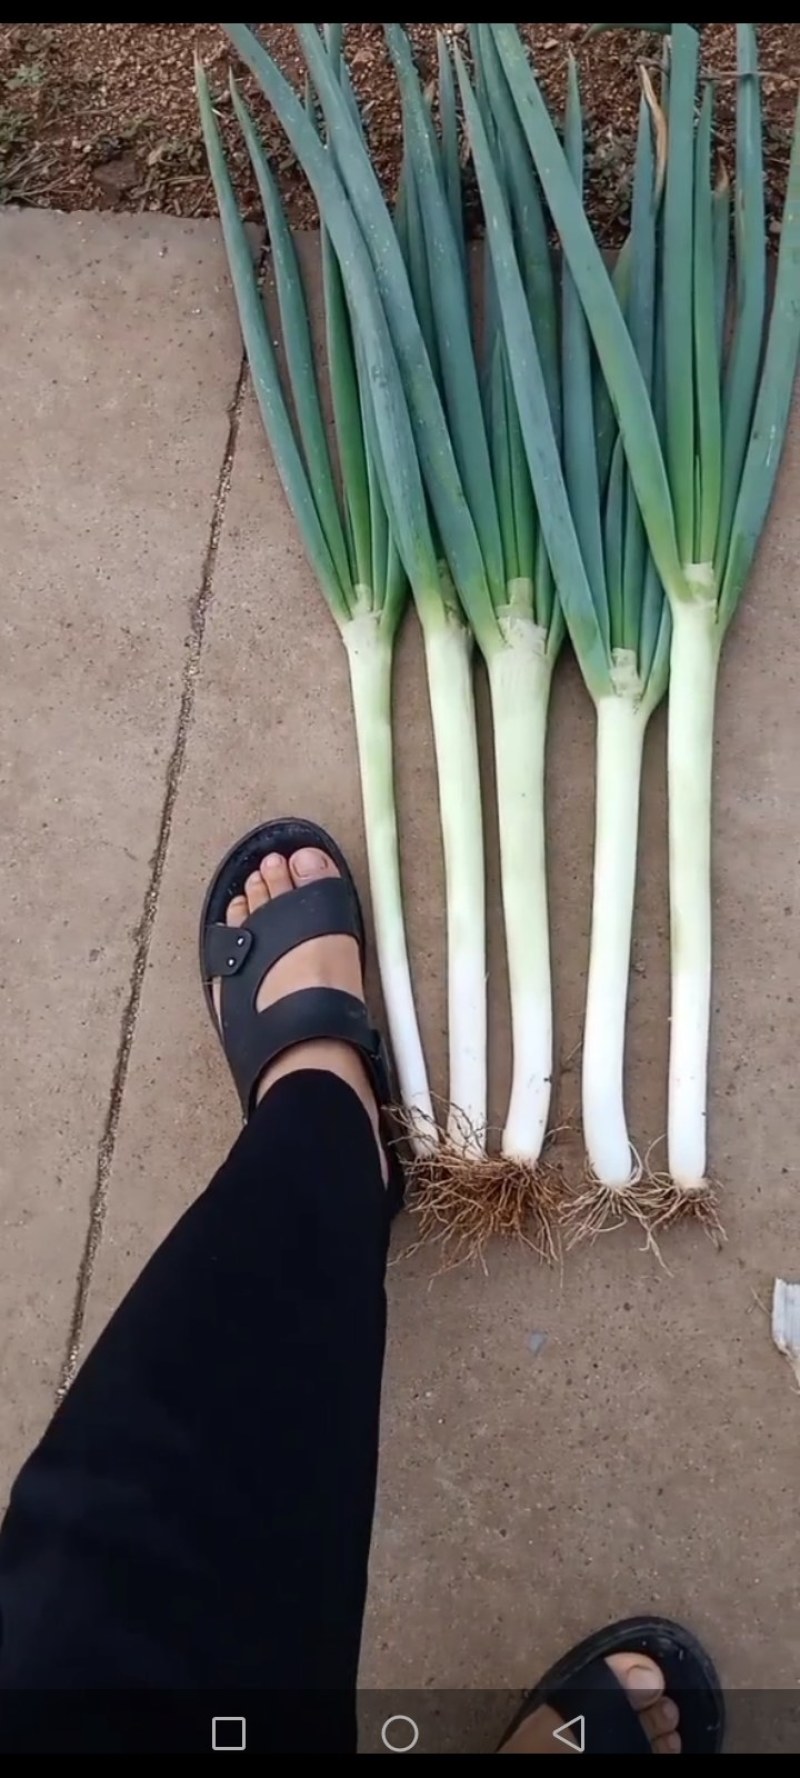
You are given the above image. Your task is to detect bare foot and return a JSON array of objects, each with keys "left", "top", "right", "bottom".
[
  {"left": 500, "top": 1652, "right": 681, "bottom": 1755},
  {"left": 212, "top": 847, "right": 387, "bottom": 1184}
]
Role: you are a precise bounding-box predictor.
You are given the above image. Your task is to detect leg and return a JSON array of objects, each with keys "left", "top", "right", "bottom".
[{"left": 0, "top": 847, "right": 390, "bottom": 1753}]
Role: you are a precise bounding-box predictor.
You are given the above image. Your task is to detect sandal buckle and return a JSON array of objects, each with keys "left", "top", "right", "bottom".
[{"left": 206, "top": 922, "right": 254, "bottom": 978}]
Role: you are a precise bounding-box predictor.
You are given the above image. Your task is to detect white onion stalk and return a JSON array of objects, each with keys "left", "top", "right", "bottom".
[
  {"left": 344, "top": 613, "right": 433, "bottom": 1134},
  {"left": 492, "top": 21, "right": 800, "bottom": 1227},
  {"left": 487, "top": 614, "right": 554, "bottom": 1163},
  {"left": 583, "top": 670, "right": 648, "bottom": 1188},
  {"left": 666, "top": 595, "right": 719, "bottom": 1190},
  {"left": 423, "top": 617, "right": 487, "bottom": 1153}
]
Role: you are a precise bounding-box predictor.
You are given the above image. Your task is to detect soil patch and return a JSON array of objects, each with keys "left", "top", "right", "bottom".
[{"left": 1, "top": 24, "right": 797, "bottom": 241}]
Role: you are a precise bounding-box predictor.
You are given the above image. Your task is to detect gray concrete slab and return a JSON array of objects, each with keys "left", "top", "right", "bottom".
[
  {"left": 67, "top": 236, "right": 800, "bottom": 1742},
  {"left": 0, "top": 212, "right": 243, "bottom": 1482},
  {"left": 78, "top": 384, "right": 417, "bottom": 1329},
  {"left": 361, "top": 410, "right": 800, "bottom": 1718}
]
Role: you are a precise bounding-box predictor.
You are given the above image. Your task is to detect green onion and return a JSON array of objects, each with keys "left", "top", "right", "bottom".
[
  {"left": 214, "top": 23, "right": 494, "bottom": 1157},
  {"left": 459, "top": 41, "right": 670, "bottom": 1211},
  {"left": 195, "top": 56, "right": 436, "bottom": 1147},
  {"left": 491, "top": 22, "right": 800, "bottom": 1214},
  {"left": 567, "top": 64, "right": 670, "bottom": 1208},
  {"left": 390, "top": 23, "right": 563, "bottom": 1180},
  {"left": 221, "top": 21, "right": 574, "bottom": 1207}
]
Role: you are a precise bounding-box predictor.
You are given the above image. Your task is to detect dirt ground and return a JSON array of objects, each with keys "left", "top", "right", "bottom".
[{"left": 0, "top": 24, "right": 797, "bottom": 241}]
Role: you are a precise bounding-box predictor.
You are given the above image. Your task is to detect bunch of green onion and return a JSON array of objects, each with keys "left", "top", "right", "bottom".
[
  {"left": 487, "top": 20, "right": 800, "bottom": 1222},
  {"left": 459, "top": 28, "right": 674, "bottom": 1230},
  {"left": 387, "top": 24, "right": 566, "bottom": 1220},
  {"left": 197, "top": 21, "right": 800, "bottom": 1250},
  {"left": 197, "top": 22, "right": 580, "bottom": 1252}
]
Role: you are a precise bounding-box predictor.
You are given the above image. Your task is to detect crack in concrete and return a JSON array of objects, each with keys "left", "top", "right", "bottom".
[{"left": 57, "top": 354, "right": 249, "bottom": 1396}]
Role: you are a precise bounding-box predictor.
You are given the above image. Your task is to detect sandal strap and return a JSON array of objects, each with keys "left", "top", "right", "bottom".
[
  {"left": 203, "top": 876, "right": 360, "bottom": 984},
  {"left": 203, "top": 878, "right": 383, "bottom": 1119},
  {"left": 224, "top": 987, "right": 389, "bottom": 1120},
  {"left": 543, "top": 1659, "right": 652, "bottom": 1755}
]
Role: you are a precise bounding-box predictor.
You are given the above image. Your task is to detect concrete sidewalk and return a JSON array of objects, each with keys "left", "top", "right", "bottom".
[{"left": 1, "top": 213, "right": 798, "bottom": 1748}]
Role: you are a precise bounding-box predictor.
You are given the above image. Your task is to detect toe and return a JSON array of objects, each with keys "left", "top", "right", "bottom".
[
  {"left": 289, "top": 846, "right": 337, "bottom": 886},
  {"left": 260, "top": 852, "right": 292, "bottom": 899},
  {"left": 501, "top": 1652, "right": 678, "bottom": 1760},
  {"left": 605, "top": 1654, "right": 681, "bottom": 1755},
  {"left": 226, "top": 893, "right": 248, "bottom": 928},
  {"left": 214, "top": 893, "right": 249, "bottom": 1028},
  {"left": 642, "top": 1699, "right": 679, "bottom": 1740},
  {"left": 245, "top": 867, "right": 269, "bottom": 915},
  {"left": 606, "top": 1653, "right": 664, "bottom": 1711}
]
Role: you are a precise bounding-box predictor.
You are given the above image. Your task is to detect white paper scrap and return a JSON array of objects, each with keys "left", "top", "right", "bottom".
[{"left": 771, "top": 1279, "right": 800, "bottom": 1389}]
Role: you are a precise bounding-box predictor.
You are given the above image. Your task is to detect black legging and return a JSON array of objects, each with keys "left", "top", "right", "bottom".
[{"left": 0, "top": 1071, "right": 389, "bottom": 1753}]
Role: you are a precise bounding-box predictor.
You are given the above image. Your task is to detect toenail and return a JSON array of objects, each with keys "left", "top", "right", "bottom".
[
  {"left": 627, "top": 1663, "right": 660, "bottom": 1694},
  {"left": 292, "top": 847, "right": 325, "bottom": 878}
]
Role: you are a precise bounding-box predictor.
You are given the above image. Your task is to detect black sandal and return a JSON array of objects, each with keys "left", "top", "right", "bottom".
[
  {"left": 498, "top": 1614, "right": 724, "bottom": 1755},
  {"left": 199, "top": 816, "right": 404, "bottom": 1213}
]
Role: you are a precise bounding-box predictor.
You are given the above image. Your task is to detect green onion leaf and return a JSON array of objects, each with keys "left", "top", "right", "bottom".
[
  {"left": 692, "top": 82, "right": 723, "bottom": 565},
  {"left": 717, "top": 23, "right": 767, "bottom": 576},
  {"left": 720, "top": 91, "right": 800, "bottom": 630},
  {"left": 490, "top": 23, "right": 685, "bottom": 606},
  {"left": 474, "top": 24, "right": 561, "bottom": 440},
  {"left": 662, "top": 24, "right": 699, "bottom": 566},
  {"left": 455, "top": 42, "right": 610, "bottom": 699},
  {"left": 385, "top": 23, "right": 506, "bottom": 598},
  {"left": 230, "top": 77, "right": 353, "bottom": 601},
  {"left": 220, "top": 24, "right": 447, "bottom": 624},
  {"left": 196, "top": 59, "right": 351, "bottom": 625},
  {"left": 561, "top": 54, "right": 609, "bottom": 648},
  {"left": 437, "top": 31, "right": 467, "bottom": 280},
  {"left": 712, "top": 161, "right": 731, "bottom": 364}
]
